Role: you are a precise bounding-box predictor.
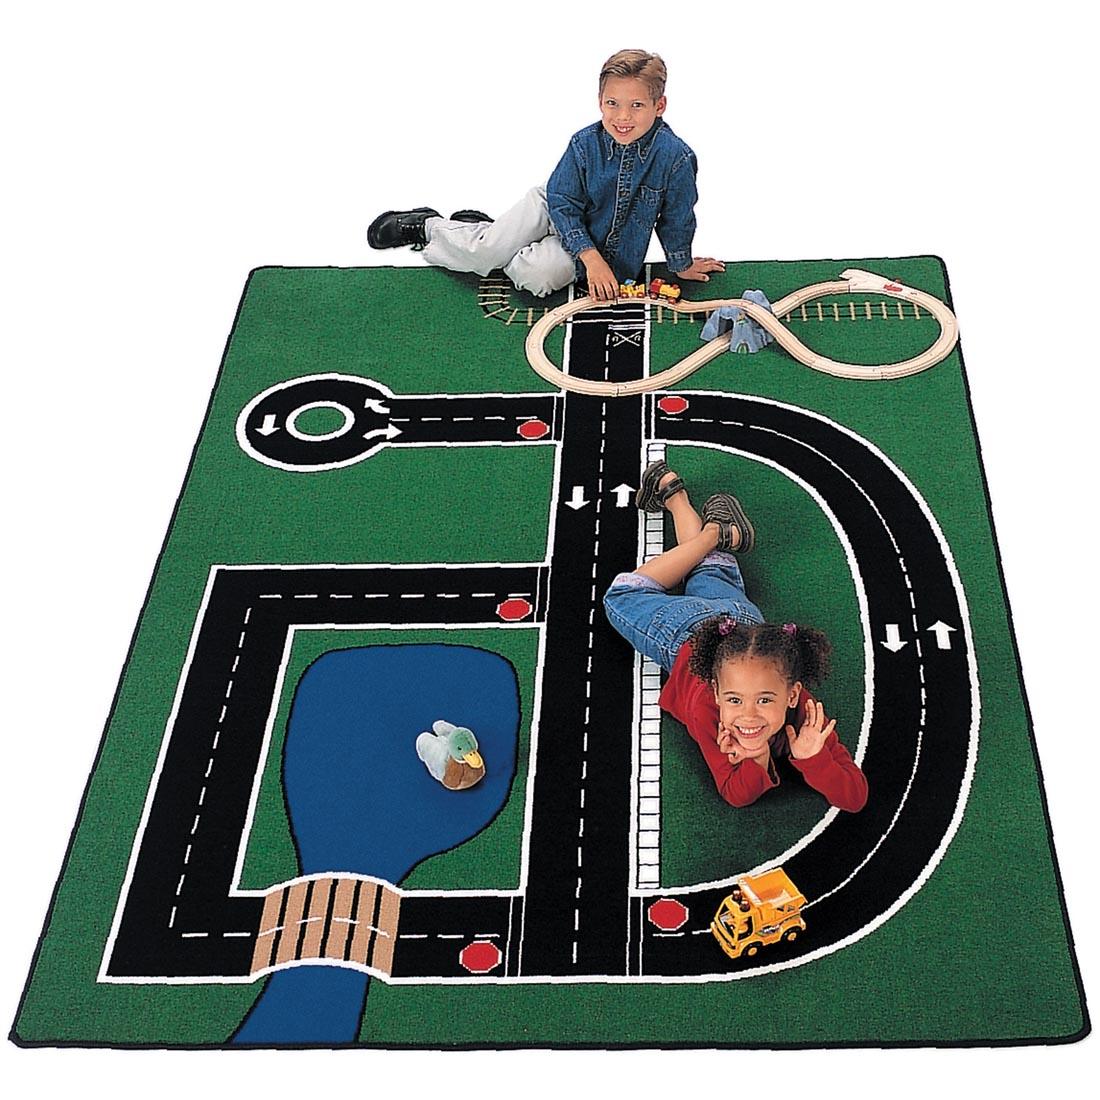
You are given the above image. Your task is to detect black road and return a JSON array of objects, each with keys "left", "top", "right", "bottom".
[
  {"left": 637, "top": 394, "right": 973, "bottom": 975},
  {"left": 105, "top": 564, "right": 547, "bottom": 978},
  {"left": 513, "top": 302, "right": 646, "bottom": 975},
  {"left": 237, "top": 374, "right": 563, "bottom": 469},
  {"left": 107, "top": 305, "right": 974, "bottom": 982}
]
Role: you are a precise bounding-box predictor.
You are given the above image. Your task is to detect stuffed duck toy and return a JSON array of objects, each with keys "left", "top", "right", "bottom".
[{"left": 416, "top": 720, "right": 485, "bottom": 790}]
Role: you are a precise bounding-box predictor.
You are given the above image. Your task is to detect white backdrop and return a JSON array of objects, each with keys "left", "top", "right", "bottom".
[{"left": 2, "top": 0, "right": 1095, "bottom": 1090}]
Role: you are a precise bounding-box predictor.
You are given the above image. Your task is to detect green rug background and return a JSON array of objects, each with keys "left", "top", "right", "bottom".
[{"left": 11, "top": 258, "right": 1089, "bottom": 1047}]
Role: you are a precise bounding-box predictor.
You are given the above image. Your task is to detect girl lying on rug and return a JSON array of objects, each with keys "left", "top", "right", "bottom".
[{"left": 603, "top": 461, "right": 868, "bottom": 812}]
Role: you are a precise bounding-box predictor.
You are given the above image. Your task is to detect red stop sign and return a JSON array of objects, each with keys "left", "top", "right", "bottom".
[
  {"left": 657, "top": 396, "right": 689, "bottom": 415},
  {"left": 518, "top": 419, "right": 550, "bottom": 440},
  {"left": 459, "top": 941, "right": 502, "bottom": 974},
  {"left": 497, "top": 598, "right": 533, "bottom": 622},
  {"left": 648, "top": 898, "right": 689, "bottom": 931}
]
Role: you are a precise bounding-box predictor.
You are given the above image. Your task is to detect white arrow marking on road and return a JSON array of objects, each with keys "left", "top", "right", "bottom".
[
  {"left": 256, "top": 414, "right": 279, "bottom": 436},
  {"left": 928, "top": 621, "right": 957, "bottom": 650},
  {"left": 566, "top": 486, "right": 590, "bottom": 510},
  {"left": 613, "top": 484, "right": 635, "bottom": 507},
  {"left": 363, "top": 424, "right": 403, "bottom": 442},
  {"left": 880, "top": 624, "right": 907, "bottom": 652},
  {"left": 364, "top": 399, "right": 390, "bottom": 414}
]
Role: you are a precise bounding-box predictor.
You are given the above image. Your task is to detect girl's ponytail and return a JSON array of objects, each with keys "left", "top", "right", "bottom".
[
  {"left": 790, "top": 625, "right": 831, "bottom": 688},
  {"left": 688, "top": 615, "right": 741, "bottom": 681}
]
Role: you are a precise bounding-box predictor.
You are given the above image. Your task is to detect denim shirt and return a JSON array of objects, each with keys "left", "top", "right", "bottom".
[{"left": 546, "top": 118, "right": 698, "bottom": 283}]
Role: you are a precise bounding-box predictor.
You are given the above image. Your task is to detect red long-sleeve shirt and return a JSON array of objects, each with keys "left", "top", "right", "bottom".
[{"left": 658, "top": 642, "right": 868, "bottom": 812}]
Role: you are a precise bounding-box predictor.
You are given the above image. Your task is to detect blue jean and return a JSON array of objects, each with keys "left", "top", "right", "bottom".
[{"left": 603, "top": 552, "right": 764, "bottom": 673}]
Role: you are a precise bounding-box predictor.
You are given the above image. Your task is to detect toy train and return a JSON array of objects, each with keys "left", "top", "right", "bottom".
[{"left": 618, "top": 278, "right": 682, "bottom": 303}]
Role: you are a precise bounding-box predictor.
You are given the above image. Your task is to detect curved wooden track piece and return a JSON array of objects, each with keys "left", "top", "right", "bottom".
[{"left": 524, "top": 268, "right": 960, "bottom": 396}]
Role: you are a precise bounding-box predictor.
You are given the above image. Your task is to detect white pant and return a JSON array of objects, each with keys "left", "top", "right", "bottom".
[{"left": 421, "top": 186, "right": 576, "bottom": 298}]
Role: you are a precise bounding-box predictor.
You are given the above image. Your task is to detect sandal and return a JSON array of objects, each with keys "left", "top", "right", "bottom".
[
  {"left": 636, "top": 460, "right": 686, "bottom": 512},
  {"left": 701, "top": 492, "right": 756, "bottom": 553}
]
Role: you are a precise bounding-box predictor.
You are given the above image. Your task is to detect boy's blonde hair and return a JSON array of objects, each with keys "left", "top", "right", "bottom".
[{"left": 599, "top": 49, "right": 667, "bottom": 102}]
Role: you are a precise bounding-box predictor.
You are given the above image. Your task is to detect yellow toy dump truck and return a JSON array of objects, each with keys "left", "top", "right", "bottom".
[{"left": 711, "top": 868, "right": 807, "bottom": 960}]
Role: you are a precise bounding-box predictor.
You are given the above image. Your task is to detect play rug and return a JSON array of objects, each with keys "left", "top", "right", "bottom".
[{"left": 12, "top": 258, "right": 1089, "bottom": 1048}]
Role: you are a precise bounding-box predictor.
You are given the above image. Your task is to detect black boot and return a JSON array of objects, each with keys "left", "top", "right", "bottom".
[{"left": 367, "top": 207, "right": 441, "bottom": 249}]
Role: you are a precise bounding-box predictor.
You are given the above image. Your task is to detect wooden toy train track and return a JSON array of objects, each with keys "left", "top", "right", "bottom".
[{"left": 524, "top": 268, "right": 960, "bottom": 396}]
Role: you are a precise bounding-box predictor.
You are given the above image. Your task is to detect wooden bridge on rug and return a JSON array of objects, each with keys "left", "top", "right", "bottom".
[{"left": 251, "top": 876, "right": 402, "bottom": 976}]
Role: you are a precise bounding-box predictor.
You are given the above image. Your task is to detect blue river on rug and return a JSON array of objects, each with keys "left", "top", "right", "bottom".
[{"left": 232, "top": 644, "right": 519, "bottom": 1044}]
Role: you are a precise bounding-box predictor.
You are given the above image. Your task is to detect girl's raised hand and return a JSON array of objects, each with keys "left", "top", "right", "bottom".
[{"left": 785, "top": 699, "right": 836, "bottom": 760}]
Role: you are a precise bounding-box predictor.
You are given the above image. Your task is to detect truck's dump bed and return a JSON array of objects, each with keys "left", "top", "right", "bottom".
[{"left": 741, "top": 869, "right": 806, "bottom": 912}]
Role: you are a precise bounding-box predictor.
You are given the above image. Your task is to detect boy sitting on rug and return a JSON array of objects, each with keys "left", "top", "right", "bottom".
[{"left": 367, "top": 49, "right": 724, "bottom": 302}]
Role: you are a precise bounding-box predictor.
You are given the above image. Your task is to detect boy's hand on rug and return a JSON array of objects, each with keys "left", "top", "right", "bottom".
[
  {"left": 579, "top": 249, "right": 620, "bottom": 301},
  {"left": 675, "top": 257, "right": 725, "bottom": 282},
  {"left": 786, "top": 698, "right": 836, "bottom": 760}
]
